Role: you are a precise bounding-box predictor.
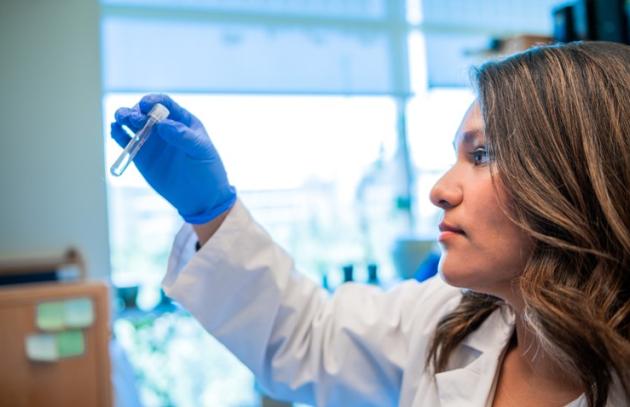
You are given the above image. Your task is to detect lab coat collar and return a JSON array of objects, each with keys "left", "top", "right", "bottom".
[
  {"left": 460, "top": 304, "right": 515, "bottom": 354},
  {"left": 434, "top": 305, "right": 515, "bottom": 407}
]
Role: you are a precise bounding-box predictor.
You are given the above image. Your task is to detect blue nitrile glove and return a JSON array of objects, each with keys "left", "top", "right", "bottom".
[{"left": 110, "top": 94, "right": 236, "bottom": 224}]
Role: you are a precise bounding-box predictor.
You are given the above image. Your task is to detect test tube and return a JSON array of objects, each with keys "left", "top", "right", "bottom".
[{"left": 110, "top": 103, "right": 170, "bottom": 177}]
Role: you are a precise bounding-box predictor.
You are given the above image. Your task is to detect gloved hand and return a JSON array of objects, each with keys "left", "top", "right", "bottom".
[{"left": 110, "top": 94, "right": 236, "bottom": 224}]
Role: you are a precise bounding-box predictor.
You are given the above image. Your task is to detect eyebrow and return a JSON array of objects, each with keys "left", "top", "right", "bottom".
[{"left": 452, "top": 129, "right": 484, "bottom": 150}]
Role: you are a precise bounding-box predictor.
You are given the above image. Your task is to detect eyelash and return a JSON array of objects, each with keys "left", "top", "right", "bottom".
[{"left": 469, "top": 147, "right": 490, "bottom": 166}]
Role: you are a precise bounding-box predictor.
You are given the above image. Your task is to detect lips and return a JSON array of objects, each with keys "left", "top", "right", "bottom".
[{"left": 438, "top": 221, "right": 465, "bottom": 235}]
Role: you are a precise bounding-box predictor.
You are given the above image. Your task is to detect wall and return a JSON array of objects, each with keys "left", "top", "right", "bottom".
[{"left": 0, "top": 0, "right": 111, "bottom": 279}]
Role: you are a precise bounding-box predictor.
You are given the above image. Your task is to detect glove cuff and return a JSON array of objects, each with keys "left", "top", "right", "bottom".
[{"left": 180, "top": 187, "right": 237, "bottom": 225}]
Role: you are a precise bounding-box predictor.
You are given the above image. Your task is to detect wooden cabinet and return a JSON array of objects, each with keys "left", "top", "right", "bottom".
[{"left": 0, "top": 252, "right": 112, "bottom": 407}]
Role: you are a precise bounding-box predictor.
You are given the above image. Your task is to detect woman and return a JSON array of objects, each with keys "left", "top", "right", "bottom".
[{"left": 111, "top": 41, "right": 630, "bottom": 406}]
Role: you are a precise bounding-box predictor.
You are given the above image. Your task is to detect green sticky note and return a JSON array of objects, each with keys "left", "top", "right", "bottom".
[
  {"left": 26, "top": 333, "right": 58, "bottom": 362},
  {"left": 64, "top": 297, "right": 94, "bottom": 328},
  {"left": 56, "top": 330, "right": 85, "bottom": 358},
  {"left": 36, "top": 301, "right": 65, "bottom": 331}
]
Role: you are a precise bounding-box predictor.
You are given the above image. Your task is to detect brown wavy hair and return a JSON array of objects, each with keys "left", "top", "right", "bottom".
[{"left": 427, "top": 42, "right": 630, "bottom": 407}]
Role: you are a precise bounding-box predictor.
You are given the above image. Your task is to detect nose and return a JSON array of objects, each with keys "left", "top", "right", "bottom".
[{"left": 430, "top": 169, "right": 463, "bottom": 209}]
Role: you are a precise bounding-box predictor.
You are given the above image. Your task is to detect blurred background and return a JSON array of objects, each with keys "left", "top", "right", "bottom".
[{"left": 1, "top": 0, "right": 629, "bottom": 406}]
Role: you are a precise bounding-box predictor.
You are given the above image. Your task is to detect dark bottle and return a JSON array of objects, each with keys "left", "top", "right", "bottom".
[
  {"left": 367, "top": 263, "right": 380, "bottom": 285},
  {"left": 342, "top": 264, "right": 354, "bottom": 283}
]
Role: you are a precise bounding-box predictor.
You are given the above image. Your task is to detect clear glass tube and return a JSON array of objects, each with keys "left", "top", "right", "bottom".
[{"left": 110, "top": 103, "right": 169, "bottom": 177}]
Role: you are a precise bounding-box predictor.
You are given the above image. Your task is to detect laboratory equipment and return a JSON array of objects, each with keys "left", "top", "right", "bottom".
[
  {"left": 110, "top": 103, "right": 169, "bottom": 177},
  {"left": 366, "top": 263, "right": 379, "bottom": 285},
  {"left": 342, "top": 264, "right": 354, "bottom": 283}
]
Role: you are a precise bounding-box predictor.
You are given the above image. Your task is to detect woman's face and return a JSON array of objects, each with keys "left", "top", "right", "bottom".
[{"left": 430, "top": 102, "right": 532, "bottom": 299}]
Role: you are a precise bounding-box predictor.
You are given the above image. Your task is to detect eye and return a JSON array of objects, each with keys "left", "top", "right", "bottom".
[{"left": 470, "top": 146, "right": 490, "bottom": 166}]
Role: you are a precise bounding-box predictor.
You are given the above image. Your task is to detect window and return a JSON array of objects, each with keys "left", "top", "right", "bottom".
[{"left": 105, "top": 93, "right": 400, "bottom": 291}]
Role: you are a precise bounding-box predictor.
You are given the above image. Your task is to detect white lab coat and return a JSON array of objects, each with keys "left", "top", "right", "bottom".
[{"left": 162, "top": 200, "right": 625, "bottom": 406}]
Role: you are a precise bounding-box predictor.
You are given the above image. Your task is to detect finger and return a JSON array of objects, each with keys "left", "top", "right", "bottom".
[
  {"left": 114, "top": 107, "right": 147, "bottom": 132},
  {"left": 111, "top": 122, "right": 132, "bottom": 148},
  {"left": 139, "top": 94, "right": 192, "bottom": 125},
  {"left": 155, "top": 119, "right": 213, "bottom": 159}
]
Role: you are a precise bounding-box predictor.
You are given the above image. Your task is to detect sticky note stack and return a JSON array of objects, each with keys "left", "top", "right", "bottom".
[{"left": 25, "top": 297, "right": 94, "bottom": 362}]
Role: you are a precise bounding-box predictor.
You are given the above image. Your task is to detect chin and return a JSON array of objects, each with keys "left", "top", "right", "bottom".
[
  {"left": 438, "top": 259, "right": 516, "bottom": 301},
  {"left": 438, "top": 256, "right": 495, "bottom": 292},
  {"left": 437, "top": 255, "right": 465, "bottom": 286},
  {"left": 438, "top": 267, "right": 474, "bottom": 289}
]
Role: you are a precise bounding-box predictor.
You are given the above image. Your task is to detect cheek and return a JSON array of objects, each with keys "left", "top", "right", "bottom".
[
  {"left": 438, "top": 184, "right": 530, "bottom": 291},
  {"left": 438, "top": 232, "right": 526, "bottom": 291}
]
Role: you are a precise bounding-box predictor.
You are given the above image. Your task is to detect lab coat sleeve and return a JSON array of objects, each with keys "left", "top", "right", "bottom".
[{"left": 162, "top": 199, "right": 458, "bottom": 406}]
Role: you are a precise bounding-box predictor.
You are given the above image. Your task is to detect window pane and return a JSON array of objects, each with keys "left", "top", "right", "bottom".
[
  {"left": 105, "top": 93, "right": 403, "bottom": 287},
  {"left": 114, "top": 313, "right": 259, "bottom": 406},
  {"left": 423, "top": 32, "right": 489, "bottom": 87},
  {"left": 418, "top": 0, "right": 568, "bottom": 86},
  {"left": 102, "top": 18, "right": 396, "bottom": 94},
  {"left": 421, "top": 0, "right": 565, "bottom": 33}
]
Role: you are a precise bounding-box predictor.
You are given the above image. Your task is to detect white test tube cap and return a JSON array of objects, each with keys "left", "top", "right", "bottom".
[{"left": 148, "top": 103, "right": 169, "bottom": 121}]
